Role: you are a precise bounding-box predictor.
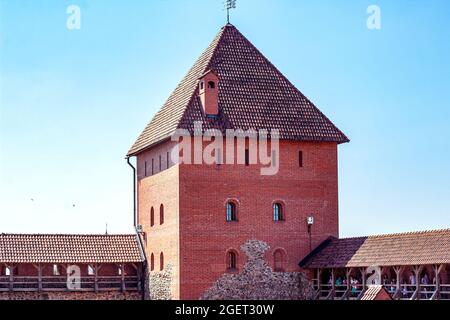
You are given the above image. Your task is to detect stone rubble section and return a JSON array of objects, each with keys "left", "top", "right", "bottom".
[
  {"left": 149, "top": 264, "right": 173, "bottom": 300},
  {"left": 201, "top": 239, "right": 314, "bottom": 300}
]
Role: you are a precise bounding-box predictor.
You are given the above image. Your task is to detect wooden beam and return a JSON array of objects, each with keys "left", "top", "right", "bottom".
[
  {"left": 316, "top": 268, "right": 322, "bottom": 300},
  {"left": 136, "top": 264, "right": 142, "bottom": 293},
  {"left": 357, "top": 267, "right": 367, "bottom": 300},
  {"left": 8, "top": 265, "right": 14, "bottom": 292},
  {"left": 38, "top": 263, "right": 42, "bottom": 292},
  {"left": 431, "top": 264, "right": 444, "bottom": 300},
  {"left": 392, "top": 266, "right": 402, "bottom": 300},
  {"left": 120, "top": 264, "right": 126, "bottom": 292},
  {"left": 412, "top": 265, "right": 423, "bottom": 300},
  {"left": 94, "top": 264, "right": 98, "bottom": 293},
  {"left": 329, "top": 268, "right": 335, "bottom": 300}
]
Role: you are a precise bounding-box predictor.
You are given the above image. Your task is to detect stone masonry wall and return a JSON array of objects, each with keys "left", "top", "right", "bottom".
[
  {"left": 149, "top": 264, "right": 173, "bottom": 300},
  {"left": 201, "top": 240, "right": 314, "bottom": 300}
]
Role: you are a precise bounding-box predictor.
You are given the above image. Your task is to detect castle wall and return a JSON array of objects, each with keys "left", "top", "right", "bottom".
[
  {"left": 137, "top": 142, "right": 180, "bottom": 299},
  {"left": 178, "top": 140, "right": 339, "bottom": 299}
]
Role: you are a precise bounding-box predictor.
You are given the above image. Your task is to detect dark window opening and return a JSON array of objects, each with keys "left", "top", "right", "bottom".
[
  {"left": 299, "top": 151, "right": 303, "bottom": 167},
  {"left": 160, "top": 252, "right": 164, "bottom": 271},
  {"left": 200, "top": 81, "right": 204, "bottom": 90},
  {"left": 273, "top": 203, "right": 284, "bottom": 221},
  {"left": 159, "top": 155, "right": 162, "bottom": 172},
  {"left": 150, "top": 253, "right": 155, "bottom": 271},
  {"left": 227, "top": 251, "right": 237, "bottom": 271},
  {"left": 144, "top": 161, "right": 147, "bottom": 177},
  {"left": 274, "top": 249, "right": 285, "bottom": 272},
  {"left": 151, "top": 159, "right": 154, "bottom": 175},
  {"left": 150, "top": 207, "right": 155, "bottom": 227},
  {"left": 226, "top": 202, "right": 237, "bottom": 222},
  {"left": 208, "top": 81, "right": 215, "bottom": 89},
  {"left": 245, "top": 149, "right": 250, "bottom": 166},
  {"left": 160, "top": 204, "right": 164, "bottom": 225}
]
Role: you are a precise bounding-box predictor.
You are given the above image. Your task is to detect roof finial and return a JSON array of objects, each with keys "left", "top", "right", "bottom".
[{"left": 225, "top": 0, "right": 236, "bottom": 24}]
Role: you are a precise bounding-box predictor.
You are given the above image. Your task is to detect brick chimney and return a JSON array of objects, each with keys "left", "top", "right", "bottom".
[{"left": 198, "top": 70, "right": 219, "bottom": 117}]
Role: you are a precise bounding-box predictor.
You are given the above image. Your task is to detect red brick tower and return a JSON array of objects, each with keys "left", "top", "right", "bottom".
[{"left": 127, "top": 24, "right": 348, "bottom": 300}]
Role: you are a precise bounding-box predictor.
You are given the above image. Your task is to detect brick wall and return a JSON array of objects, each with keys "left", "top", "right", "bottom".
[
  {"left": 137, "top": 143, "right": 180, "bottom": 299},
  {"left": 137, "top": 139, "right": 339, "bottom": 300},
  {"left": 178, "top": 140, "right": 339, "bottom": 299}
]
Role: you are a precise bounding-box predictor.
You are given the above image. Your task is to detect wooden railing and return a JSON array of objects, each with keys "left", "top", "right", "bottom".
[
  {"left": 0, "top": 275, "right": 140, "bottom": 292},
  {"left": 313, "top": 278, "right": 450, "bottom": 300}
]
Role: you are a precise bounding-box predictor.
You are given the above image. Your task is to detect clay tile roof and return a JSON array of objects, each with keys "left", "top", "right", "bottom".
[
  {"left": 0, "top": 234, "right": 144, "bottom": 264},
  {"left": 299, "top": 229, "right": 450, "bottom": 268},
  {"left": 127, "top": 24, "right": 349, "bottom": 156}
]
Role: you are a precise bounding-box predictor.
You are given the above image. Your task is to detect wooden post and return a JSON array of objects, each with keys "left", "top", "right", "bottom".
[
  {"left": 316, "top": 268, "right": 322, "bottom": 299},
  {"left": 412, "top": 265, "right": 423, "bottom": 300},
  {"left": 343, "top": 268, "right": 352, "bottom": 300},
  {"left": 94, "top": 264, "right": 98, "bottom": 293},
  {"left": 393, "top": 266, "right": 404, "bottom": 300},
  {"left": 432, "top": 264, "right": 444, "bottom": 300},
  {"left": 8, "top": 265, "right": 14, "bottom": 292},
  {"left": 37, "top": 264, "right": 42, "bottom": 292},
  {"left": 356, "top": 267, "right": 367, "bottom": 300},
  {"left": 330, "top": 268, "right": 335, "bottom": 300},
  {"left": 121, "top": 264, "right": 126, "bottom": 292},
  {"left": 131, "top": 263, "right": 140, "bottom": 291}
]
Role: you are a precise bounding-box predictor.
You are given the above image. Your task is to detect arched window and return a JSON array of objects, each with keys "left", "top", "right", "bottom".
[
  {"left": 227, "top": 250, "right": 238, "bottom": 271},
  {"left": 160, "top": 252, "right": 164, "bottom": 271},
  {"left": 160, "top": 204, "right": 164, "bottom": 225},
  {"left": 150, "top": 207, "right": 155, "bottom": 227},
  {"left": 274, "top": 249, "right": 286, "bottom": 272},
  {"left": 208, "top": 81, "right": 215, "bottom": 89},
  {"left": 150, "top": 253, "right": 155, "bottom": 271},
  {"left": 273, "top": 203, "right": 284, "bottom": 221},
  {"left": 226, "top": 202, "right": 237, "bottom": 222}
]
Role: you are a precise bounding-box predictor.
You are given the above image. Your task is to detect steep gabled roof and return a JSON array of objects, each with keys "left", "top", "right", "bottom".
[
  {"left": 0, "top": 234, "right": 144, "bottom": 263},
  {"left": 128, "top": 24, "right": 349, "bottom": 156},
  {"left": 299, "top": 229, "right": 450, "bottom": 268}
]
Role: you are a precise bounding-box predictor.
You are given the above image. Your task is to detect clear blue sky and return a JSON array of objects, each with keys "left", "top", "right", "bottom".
[{"left": 1, "top": 0, "right": 449, "bottom": 236}]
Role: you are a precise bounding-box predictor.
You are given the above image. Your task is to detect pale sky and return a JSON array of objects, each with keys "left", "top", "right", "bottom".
[{"left": 1, "top": 0, "right": 449, "bottom": 236}]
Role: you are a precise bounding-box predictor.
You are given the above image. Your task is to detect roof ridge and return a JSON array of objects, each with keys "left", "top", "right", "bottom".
[{"left": 339, "top": 228, "right": 450, "bottom": 240}]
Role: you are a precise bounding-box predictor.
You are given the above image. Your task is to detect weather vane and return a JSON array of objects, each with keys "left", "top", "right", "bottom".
[{"left": 225, "top": 0, "right": 237, "bottom": 24}]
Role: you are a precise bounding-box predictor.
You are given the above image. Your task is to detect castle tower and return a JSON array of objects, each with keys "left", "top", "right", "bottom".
[{"left": 127, "top": 24, "right": 348, "bottom": 300}]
